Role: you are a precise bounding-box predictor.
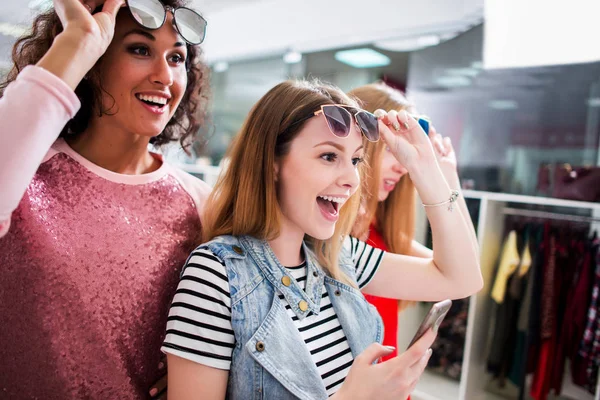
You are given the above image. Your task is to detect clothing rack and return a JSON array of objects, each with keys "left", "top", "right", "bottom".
[{"left": 502, "top": 207, "right": 600, "bottom": 224}]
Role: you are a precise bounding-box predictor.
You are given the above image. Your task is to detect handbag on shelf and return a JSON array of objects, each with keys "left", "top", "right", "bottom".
[{"left": 552, "top": 164, "right": 600, "bottom": 202}]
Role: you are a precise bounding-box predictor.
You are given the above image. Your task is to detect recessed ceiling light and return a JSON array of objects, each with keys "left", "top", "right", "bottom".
[
  {"left": 435, "top": 76, "right": 472, "bottom": 87},
  {"left": 587, "top": 98, "right": 600, "bottom": 107},
  {"left": 489, "top": 100, "right": 519, "bottom": 110},
  {"left": 213, "top": 61, "right": 229, "bottom": 73},
  {"left": 283, "top": 50, "right": 302, "bottom": 64},
  {"left": 334, "top": 48, "right": 391, "bottom": 68}
]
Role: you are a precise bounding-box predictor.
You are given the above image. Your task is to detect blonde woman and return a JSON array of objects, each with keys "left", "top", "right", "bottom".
[{"left": 350, "top": 83, "right": 478, "bottom": 361}]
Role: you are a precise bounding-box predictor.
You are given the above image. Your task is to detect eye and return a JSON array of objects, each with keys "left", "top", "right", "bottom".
[
  {"left": 352, "top": 157, "right": 364, "bottom": 166},
  {"left": 320, "top": 153, "right": 338, "bottom": 163},
  {"left": 169, "top": 53, "right": 186, "bottom": 64},
  {"left": 128, "top": 45, "right": 150, "bottom": 56}
]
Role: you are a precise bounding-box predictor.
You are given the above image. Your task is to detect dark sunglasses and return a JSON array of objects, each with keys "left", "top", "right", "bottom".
[
  {"left": 125, "top": 0, "right": 207, "bottom": 45},
  {"left": 292, "top": 104, "right": 380, "bottom": 142}
]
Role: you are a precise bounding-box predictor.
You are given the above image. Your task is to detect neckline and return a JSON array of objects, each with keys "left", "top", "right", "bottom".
[{"left": 53, "top": 138, "right": 170, "bottom": 185}]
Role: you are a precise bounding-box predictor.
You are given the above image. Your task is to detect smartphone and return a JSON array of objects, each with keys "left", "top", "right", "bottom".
[{"left": 407, "top": 299, "right": 452, "bottom": 349}]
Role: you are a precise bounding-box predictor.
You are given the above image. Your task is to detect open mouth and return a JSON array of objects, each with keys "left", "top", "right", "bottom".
[
  {"left": 317, "top": 195, "right": 345, "bottom": 219},
  {"left": 135, "top": 94, "right": 169, "bottom": 112},
  {"left": 384, "top": 179, "right": 397, "bottom": 191}
]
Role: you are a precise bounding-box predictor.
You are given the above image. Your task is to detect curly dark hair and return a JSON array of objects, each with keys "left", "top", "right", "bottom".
[{"left": 0, "top": 0, "right": 209, "bottom": 151}]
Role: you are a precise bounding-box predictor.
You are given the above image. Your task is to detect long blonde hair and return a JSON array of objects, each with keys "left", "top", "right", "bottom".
[
  {"left": 350, "top": 83, "right": 416, "bottom": 308},
  {"left": 202, "top": 80, "right": 364, "bottom": 284}
]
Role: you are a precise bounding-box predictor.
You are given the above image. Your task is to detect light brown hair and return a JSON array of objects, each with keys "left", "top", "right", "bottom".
[
  {"left": 350, "top": 83, "right": 416, "bottom": 309},
  {"left": 202, "top": 80, "right": 365, "bottom": 283}
]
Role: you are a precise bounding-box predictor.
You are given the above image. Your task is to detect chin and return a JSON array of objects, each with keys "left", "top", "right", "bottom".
[{"left": 306, "top": 226, "right": 336, "bottom": 241}]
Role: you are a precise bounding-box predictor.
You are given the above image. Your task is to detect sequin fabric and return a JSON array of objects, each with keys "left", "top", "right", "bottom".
[{"left": 0, "top": 153, "right": 202, "bottom": 399}]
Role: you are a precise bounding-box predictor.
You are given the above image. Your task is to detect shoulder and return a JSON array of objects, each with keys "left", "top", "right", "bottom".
[{"left": 165, "top": 164, "right": 212, "bottom": 215}]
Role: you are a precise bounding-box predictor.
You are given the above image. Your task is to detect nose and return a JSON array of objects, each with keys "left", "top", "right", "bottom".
[
  {"left": 391, "top": 160, "right": 406, "bottom": 175},
  {"left": 150, "top": 57, "right": 174, "bottom": 87},
  {"left": 338, "top": 162, "right": 360, "bottom": 192}
]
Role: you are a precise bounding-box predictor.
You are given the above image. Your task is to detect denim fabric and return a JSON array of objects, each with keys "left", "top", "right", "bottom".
[{"left": 196, "top": 235, "right": 383, "bottom": 400}]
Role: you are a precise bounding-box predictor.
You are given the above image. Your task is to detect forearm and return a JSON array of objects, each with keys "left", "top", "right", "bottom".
[
  {"left": 411, "top": 167, "right": 482, "bottom": 295},
  {"left": 0, "top": 66, "right": 80, "bottom": 226}
]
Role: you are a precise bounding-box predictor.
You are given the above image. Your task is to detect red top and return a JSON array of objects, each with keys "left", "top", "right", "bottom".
[{"left": 364, "top": 225, "right": 399, "bottom": 361}]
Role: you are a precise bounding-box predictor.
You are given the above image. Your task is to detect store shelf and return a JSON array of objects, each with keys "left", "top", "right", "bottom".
[
  {"left": 412, "top": 370, "right": 460, "bottom": 400},
  {"left": 463, "top": 190, "right": 600, "bottom": 210}
]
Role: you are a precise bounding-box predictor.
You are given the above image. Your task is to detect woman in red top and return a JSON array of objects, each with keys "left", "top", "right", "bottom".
[{"left": 350, "top": 83, "right": 477, "bottom": 363}]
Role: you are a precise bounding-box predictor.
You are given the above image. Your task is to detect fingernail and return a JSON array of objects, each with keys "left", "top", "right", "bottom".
[
  {"left": 149, "top": 388, "right": 158, "bottom": 396},
  {"left": 384, "top": 345, "right": 396, "bottom": 351},
  {"left": 393, "top": 122, "right": 400, "bottom": 131},
  {"left": 374, "top": 109, "right": 386, "bottom": 119},
  {"left": 403, "top": 122, "right": 409, "bottom": 130}
]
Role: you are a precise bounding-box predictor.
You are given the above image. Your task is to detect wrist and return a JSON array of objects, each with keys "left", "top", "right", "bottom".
[
  {"left": 37, "top": 32, "right": 103, "bottom": 90},
  {"left": 409, "top": 166, "right": 452, "bottom": 205}
]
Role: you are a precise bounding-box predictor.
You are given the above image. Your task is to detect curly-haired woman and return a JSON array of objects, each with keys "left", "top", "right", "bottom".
[{"left": 0, "top": 0, "right": 211, "bottom": 398}]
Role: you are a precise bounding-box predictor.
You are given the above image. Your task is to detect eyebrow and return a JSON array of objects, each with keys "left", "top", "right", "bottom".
[
  {"left": 123, "top": 29, "right": 185, "bottom": 48},
  {"left": 314, "top": 141, "right": 364, "bottom": 153}
]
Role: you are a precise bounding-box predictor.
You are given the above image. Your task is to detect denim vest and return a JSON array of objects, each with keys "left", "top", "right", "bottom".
[{"left": 197, "top": 235, "right": 383, "bottom": 400}]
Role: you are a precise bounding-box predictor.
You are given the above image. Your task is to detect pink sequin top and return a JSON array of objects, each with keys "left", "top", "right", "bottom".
[{"left": 0, "top": 66, "right": 211, "bottom": 399}]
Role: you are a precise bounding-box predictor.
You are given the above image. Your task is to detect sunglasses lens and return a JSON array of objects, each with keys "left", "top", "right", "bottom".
[
  {"left": 174, "top": 8, "right": 207, "bottom": 44},
  {"left": 356, "top": 111, "right": 379, "bottom": 142},
  {"left": 128, "top": 0, "right": 166, "bottom": 29},
  {"left": 322, "top": 106, "right": 352, "bottom": 138}
]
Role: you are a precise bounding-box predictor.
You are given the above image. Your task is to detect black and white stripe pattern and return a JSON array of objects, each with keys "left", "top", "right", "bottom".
[{"left": 161, "top": 236, "right": 383, "bottom": 395}]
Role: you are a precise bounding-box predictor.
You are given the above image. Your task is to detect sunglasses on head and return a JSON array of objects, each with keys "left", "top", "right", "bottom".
[
  {"left": 292, "top": 104, "right": 380, "bottom": 142},
  {"left": 125, "top": 0, "right": 207, "bottom": 45}
]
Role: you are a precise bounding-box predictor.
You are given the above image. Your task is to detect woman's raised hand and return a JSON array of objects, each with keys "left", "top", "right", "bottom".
[
  {"left": 374, "top": 109, "right": 439, "bottom": 176},
  {"left": 37, "top": 0, "right": 125, "bottom": 89},
  {"left": 53, "top": 0, "right": 125, "bottom": 57},
  {"left": 332, "top": 329, "right": 436, "bottom": 400}
]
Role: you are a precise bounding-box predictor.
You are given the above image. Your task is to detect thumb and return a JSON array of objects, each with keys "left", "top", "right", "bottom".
[{"left": 355, "top": 343, "right": 395, "bottom": 365}]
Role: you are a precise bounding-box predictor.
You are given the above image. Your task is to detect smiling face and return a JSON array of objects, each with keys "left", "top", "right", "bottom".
[
  {"left": 378, "top": 145, "right": 408, "bottom": 201},
  {"left": 276, "top": 112, "right": 364, "bottom": 241},
  {"left": 91, "top": 10, "right": 188, "bottom": 137}
]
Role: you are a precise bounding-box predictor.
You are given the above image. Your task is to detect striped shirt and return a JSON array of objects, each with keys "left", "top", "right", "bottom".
[{"left": 162, "top": 236, "right": 384, "bottom": 396}]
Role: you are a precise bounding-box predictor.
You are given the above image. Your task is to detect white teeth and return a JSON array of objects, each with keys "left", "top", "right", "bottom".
[
  {"left": 137, "top": 94, "right": 168, "bottom": 105},
  {"left": 318, "top": 195, "right": 345, "bottom": 204}
]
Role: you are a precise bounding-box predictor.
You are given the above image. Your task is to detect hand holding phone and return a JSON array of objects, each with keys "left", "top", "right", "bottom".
[{"left": 407, "top": 299, "right": 452, "bottom": 349}]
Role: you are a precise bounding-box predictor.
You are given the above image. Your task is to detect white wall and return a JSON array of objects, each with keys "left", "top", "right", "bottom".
[{"left": 195, "top": 0, "right": 484, "bottom": 62}]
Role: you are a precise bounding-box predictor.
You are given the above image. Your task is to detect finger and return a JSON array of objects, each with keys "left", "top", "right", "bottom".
[
  {"left": 387, "top": 110, "right": 401, "bottom": 131},
  {"left": 355, "top": 343, "right": 395, "bottom": 365},
  {"left": 398, "top": 329, "right": 437, "bottom": 365},
  {"left": 433, "top": 135, "right": 445, "bottom": 155},
  {"left": 409, "top": 348, "right": 433, "bottom": 378},
  {"left": 149, "top": 374, "right": 168, "bottom": 398},
  {"left": 101, "top": 0, "right": 125, "bottom": 17},
  {"left": 443, "top": 136, "right": 452, "bottom": 155},
  {"left": 428, "top": 124, "right": 439, "bottom": 141}
]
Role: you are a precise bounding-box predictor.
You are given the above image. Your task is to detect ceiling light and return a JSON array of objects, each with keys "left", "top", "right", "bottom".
[
  {"left": 28, "top": 0, "right": 52, "bottom": 11},
  {"left": 334, "top": 48, "right": 391, "bottom": 68},
  {"left": 283, "top": 50, "right": 302, "bottom": 64},
  {"left": 587, "top": 98, "right": 600, "bottom": 107},
  {"left": 489, "top": 100, "right": 519, "bottom": 110},
  {"left": 213, "top": 61, "right": 229, "bottom": 73},
  {"left": 0, "top": 22, "right": 28, "bottom": 38},
  {"left": 434, "top": 76, "right": 471, "bottom": 87},
  {"left": 446, "top": 67, "right": 481, "bottom": 77}
]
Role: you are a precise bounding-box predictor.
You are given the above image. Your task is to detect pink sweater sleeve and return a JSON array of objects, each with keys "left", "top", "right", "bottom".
[{"left": 0, "top": 66, "right": 80, "bottom": 236}]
